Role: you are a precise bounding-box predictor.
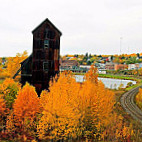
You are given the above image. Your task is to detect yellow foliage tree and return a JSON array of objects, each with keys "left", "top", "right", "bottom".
[
  {"left": 77, "top": 67, "right": 115, "bottom": 139},
  {"left": 136, "top": 88, "right": 142, "bottom": 109},
  {"left": 138, "top": 68, "right": 142, "bottom": 76},
  {"left": 38, "top": 67, "right": 115, "bottom": 141},
  {"left": 38, "top": 72, "right": 81, "bottom": 140},
  {"left": 6, "top": 50, "right": 28, "bottom": 78},
  {"left": 84, "top": 65, "right": 98, "bottom": 84}
]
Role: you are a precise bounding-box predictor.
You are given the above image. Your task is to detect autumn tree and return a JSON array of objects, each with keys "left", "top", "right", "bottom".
[
  {"left": 38, "top": 67, "right": 115, "bottom": 141},
  {"left": 0, "top": 78, "right": 20, "bottom": 134},
  {"left": 76, "top": 67, "right": 115, "bottom": 140},
  {"left": 6, "top": 51, "right": 28, "bottom": 78},
  {"left": 6, "top": 83, "right": 41, "bottom": 137},
  {"left": 101, "top": 113, "right": 133, "bottom": 141},
  {"left": 0, "top": 78, "right": 21, "bottom": 109},
  {"left": 84, "top": 65, "right": 98, "bottom": 84},
  {"left": 136, "top": 88, "right": 142, "bottom": 109},
  {"left": 138, "top": 68, "right": 142, "bottom": 76},
  {"left": 0, "top": 97, "right": 7, "bottom": 128},
  {"left": 38, "top": 72, "right": 81, "bottom": 140}
]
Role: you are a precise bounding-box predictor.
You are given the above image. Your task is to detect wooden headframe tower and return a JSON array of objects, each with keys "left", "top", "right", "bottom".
[
  {"left": 15, "top": 18, "right": 62, "bottom": 94},
  {"left": 32, "top": 18, "right": 62, "bottom": 93}
]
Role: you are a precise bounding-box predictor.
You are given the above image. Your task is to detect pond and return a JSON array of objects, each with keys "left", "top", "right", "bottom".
[{"left": 75, "top": 75, "right": 136, "bottom": 89}]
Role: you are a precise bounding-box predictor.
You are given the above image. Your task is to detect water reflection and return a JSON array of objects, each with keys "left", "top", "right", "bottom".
[{"left": 75, "top": 75, "right": 136, "bottom": 89}]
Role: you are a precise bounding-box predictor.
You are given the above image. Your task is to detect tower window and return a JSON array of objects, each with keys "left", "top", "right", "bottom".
[
  {"left": 43, "top": 61, "right": 53, "bottom": 71},
  {"left": 43, "top": 62, "right": 49, "bottom": 71},
  {"left": 44, "top": 40, "right": 49, "bottom": 48}
]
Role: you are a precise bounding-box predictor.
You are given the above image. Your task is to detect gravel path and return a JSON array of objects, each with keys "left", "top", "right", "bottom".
[{"left": 120, "top": 86, "right": 142, "bottom": 122}]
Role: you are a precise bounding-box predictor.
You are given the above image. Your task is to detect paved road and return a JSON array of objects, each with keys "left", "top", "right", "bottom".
[{"left": 120, "top": 86, "right": 142, "bottom": 122}]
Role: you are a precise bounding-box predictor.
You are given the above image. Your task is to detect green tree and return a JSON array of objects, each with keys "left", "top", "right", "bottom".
[{"left": 0, "top": 78, "right": 21, "bottom": 109}]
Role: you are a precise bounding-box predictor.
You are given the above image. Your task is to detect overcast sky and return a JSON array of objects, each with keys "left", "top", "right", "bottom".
[{"left": 0, "top": 0, "right": 142, "bottom": 57}]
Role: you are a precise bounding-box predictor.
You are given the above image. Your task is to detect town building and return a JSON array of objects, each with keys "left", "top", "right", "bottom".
[
  {"left": 79, "top": 65, "right": 92, "bottom": 70},
  {"left": 128, "top": 63, "right": 142, "bottom": 70},
  {"left": 139, "top": 63, "right": 142, "bottom": 68},
  {"left": 105, "top": 62, "right": 115, "bottom": 70},
  {"left": 114, "top": 64, "right": 128, "bottom": 70},
  {"left": 128, "top": 64, "right": 136, "bottom": 70},
  {"left": 60, "top": 60, "right": 79, "bottom": 69},
  {"left": 98, "top": 69, "right": 106, "bottom": 74},
  {"left": 95, "top": 63, "right": 106, "bottom": 69}
]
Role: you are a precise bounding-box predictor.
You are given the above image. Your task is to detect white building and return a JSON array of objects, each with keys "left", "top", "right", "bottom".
[
  {"left": 98, "top": 69, "right": 106, "bottom": 74},
  {"left": 79, "top": 65, "right": 92, "bottom": 69},
  {"left": 128, "top": 64, "right": 136, "bottom": 70}
]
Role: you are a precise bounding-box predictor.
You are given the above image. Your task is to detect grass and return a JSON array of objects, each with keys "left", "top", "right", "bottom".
[
  {"left": 73, "top": 72, "right": 85, "bottom": 75},
  {"left": 98, "top": 74, "right": 138, "bottom": 81},
  {"left": 75, "top": 72, "right": 140, "bottom": 81},
  {"left": 125, "top": 82, "right": 142, "bottom": 91}
]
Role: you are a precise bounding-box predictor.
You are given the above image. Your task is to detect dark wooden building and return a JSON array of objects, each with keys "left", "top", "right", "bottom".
[{"left": 14, "top": 18, "right": 62, "bottom": 94}]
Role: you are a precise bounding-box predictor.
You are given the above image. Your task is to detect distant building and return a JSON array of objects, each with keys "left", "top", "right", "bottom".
[
  {"left": 95, "top": 63, "right": 105, "bottom": 69},
  {"left": 128, "top": 63, "right": 142, "bottom": 70},
  {"left": 60, "top": 60, "right": 79, "bottom": 69},
  {"left": 79, "top": 65, "right": 92, "bottom": 69},
  {"left": 135, "top": 63, "right": 139, "bottom": 70},
  {"left": 99, "top": 63, "right": 106, "bottom": 69},
  {"left": 98, "top": 69, "right": 106, "bottom": 74},
  {"left": 139, "top": 63, "right": 142, "bottom": 68},
  {"left": 128, "top": 64, "right": 136, "bottom": 70},
  {"left": 105, "top": 62, "right": 115, "bottom": 70},
  {"left": 114, "top": 64, "right": 128, "bottom": 70}
]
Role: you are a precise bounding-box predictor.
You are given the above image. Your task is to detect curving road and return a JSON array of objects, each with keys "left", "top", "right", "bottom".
[{"left": 120, "top": 86, "right": 142, "bottom": 122}]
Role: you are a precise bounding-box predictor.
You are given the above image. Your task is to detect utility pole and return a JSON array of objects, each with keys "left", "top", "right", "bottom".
[
  {"left": 120, "top": 37, "right": 123, "bottom": 55},
  {"left": 120, "top": 37, "right": 123, "bottom": 85}
]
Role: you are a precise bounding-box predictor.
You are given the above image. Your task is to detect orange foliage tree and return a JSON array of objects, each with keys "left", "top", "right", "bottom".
[
  {"left": 38, "top": 66, "right": 115, "bottom": 141},
  {"left": 0, "top": 97, "right": 7, "bottom": 127},
  {"left": 0, "top": 97, "right": 6, "bottom": 117},
  {"left": 6, "top": 83, "right": 41, "bottom": 136}
]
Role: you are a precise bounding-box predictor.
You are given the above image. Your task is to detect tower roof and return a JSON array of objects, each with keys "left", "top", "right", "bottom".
[{"left": 32, "top": 18, "right": 62, "bottom": 36}]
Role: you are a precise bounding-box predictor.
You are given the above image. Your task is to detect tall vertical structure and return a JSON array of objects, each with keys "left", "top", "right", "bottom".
[
  {"left": 32, "top": 18, "right": 62, "bottom": 93},
  {"left": 15, "top": 19, "right": 62, "bottom": 94}
]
